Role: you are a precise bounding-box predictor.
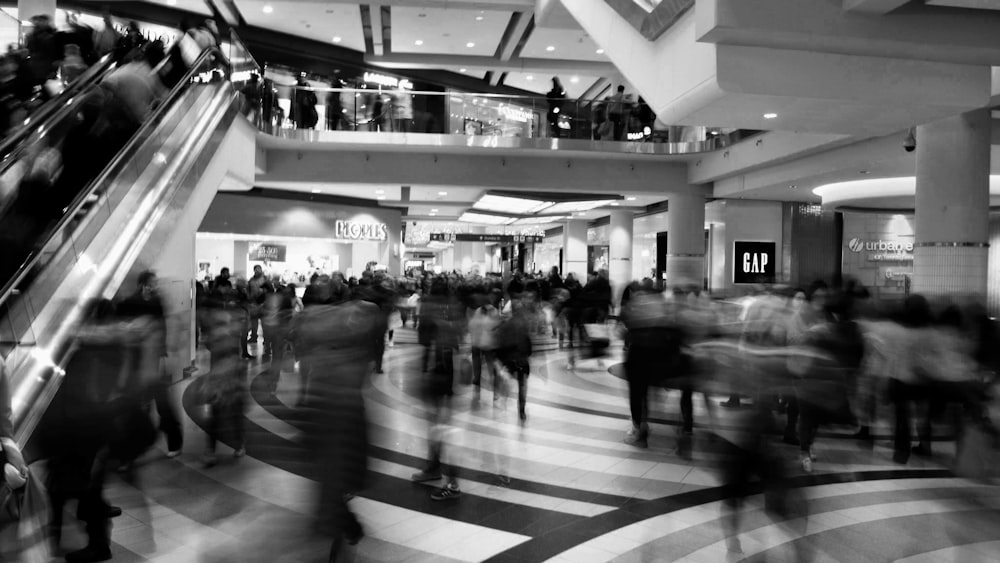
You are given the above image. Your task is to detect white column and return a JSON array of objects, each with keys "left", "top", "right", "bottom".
[
  {"left": 609, "top": 210, "right": 633, "bottom": 308},
  {"left": 563, "top": 219, "right": 588, "bottom": 281},
  {"left": 914, "top": 109, "right": 990, "bottom": 298},
  {"left": 667, "top": 192, "right": 706, "bottom": 289},
  {"left": 440, "top": 247, "right": 455, "bottom": 273},
  {"left": 454, "top": 227, "right": 486, "bottom": 275}
]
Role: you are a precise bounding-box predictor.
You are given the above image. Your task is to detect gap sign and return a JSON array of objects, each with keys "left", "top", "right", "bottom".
[{"left": 734, "top": 241, "right": 776, "bottom": 284}]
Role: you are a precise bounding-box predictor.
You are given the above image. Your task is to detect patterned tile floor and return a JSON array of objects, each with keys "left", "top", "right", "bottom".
[{"left": 53, "top": 327, "right": 1000, "bottom": 562}]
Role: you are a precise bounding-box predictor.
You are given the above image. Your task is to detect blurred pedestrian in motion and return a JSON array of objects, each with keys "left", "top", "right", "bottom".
[
  {"left": 240, "top": 72, "right": 262, "bottom": 126},
  {"left": 0, "top": 358, "right": 33, "bottom": 558},
  {"left": 262, "top": 275, "right": 293, "bottom": 394},
  {"left": 496, "top": 301, "right": 534, "bottom": 422},
  {"left": 546, "top": 76, "right": 566, "bottom": 138},
  {"left": 292, "top": 74, "right": 318, "bottom": 130},
  {"left": 199, "top": 287, "right": 248, "bottom": 466},
  {"left": 92, "top": 11, "right": 121, "bottom": 59},
  {"left": 116, "top": 272, "right": 183, "bottom": 464},
  {"left": 247, "top": 264, "right": 269, "bottom": 346},
  {"left": 412, "top": 277, "right": 466, "bottom": 500},
  {"left": 469, "top": 289, "right": 501, "bottom": 404},
  {"left": 113, "top": 21, "right": 146, "bottom": 64},
  {"left": 44, "top": 298, "right": 127, "bottom": 562},
  {"left": 59, "top": 44, "right": 87, "bottom": 84},
  {"left": 25, "top": 15, "right": 60, "bottom": 90},
  {"left": 293, "top": 295, "right": 379, "bottom": 559}
]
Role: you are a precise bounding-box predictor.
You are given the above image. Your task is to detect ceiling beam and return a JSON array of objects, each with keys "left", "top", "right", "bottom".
[
  {"left": 381, "top": 5, "right": 392, "bottom": 54},
  {"left": 247, "top": 0, "right": 535, "bottom": 11},
  {"left": 365, "top": 53, "right": 617, "bottom": 74},
  {"left": 842, "top": 0, "right": 911, "bottom": 14},
  {"left": 369, "top": 4, "right": 384, "bottom": 56},
  {"left": 579, "top": 77, "right": 610, "bottom": 104},
  {"left": 496, "top": 12, "right": 533, "bottom": 62}
]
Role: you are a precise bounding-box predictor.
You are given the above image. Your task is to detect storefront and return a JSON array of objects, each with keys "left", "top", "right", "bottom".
[
  {"left": 196, "top": 192, "right": 402, "bottom": 282},
  {"left": 446, "top": 94, "right": 540, "bottom": 138},
  {"left": 840, "top": 212, "right": 913, "bottom": 301}
]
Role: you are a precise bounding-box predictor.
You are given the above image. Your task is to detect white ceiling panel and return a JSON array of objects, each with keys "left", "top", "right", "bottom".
[
  {"left": 237, "top": 1, "right": 367, "bottom": 53},
  {"left": 520, "top": 27, "right": 605, "bottom": 62},
  {"left": 391, "top": 6, "right": 510, "bottom": 56}
]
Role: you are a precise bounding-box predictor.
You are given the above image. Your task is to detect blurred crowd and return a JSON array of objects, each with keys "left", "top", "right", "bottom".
[{"left": 3, "top": 260, "right": 999, "bottom": 560}]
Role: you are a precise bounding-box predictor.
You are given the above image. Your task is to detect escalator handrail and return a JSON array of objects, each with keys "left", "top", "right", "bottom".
[
  {"left": 0, "top": 45, "right": 230, "bottom": 310},
  {"left": 0, "top": 54, "right": 116, "bottom": 164}
]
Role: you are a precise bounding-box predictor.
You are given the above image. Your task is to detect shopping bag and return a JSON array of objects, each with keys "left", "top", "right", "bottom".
[{"left": 954, "top": 422, "right": 1000, "bottom": 482}]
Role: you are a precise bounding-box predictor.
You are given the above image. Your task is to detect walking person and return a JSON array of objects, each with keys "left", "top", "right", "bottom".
[
  {"left": 200, "top": 289, "right": 248, "bottom": 466},
  {"left": 546, "top": 77, "right": 566, "bottom": 138},
  {"left": 608, "top": 85, "right": 629, "bottom": 141},
  {"left": 497, "top": 302, "right": 533, "bottom": 422},
  {"left": 469, "top": 291, "right": 501, "bottom": 403}
]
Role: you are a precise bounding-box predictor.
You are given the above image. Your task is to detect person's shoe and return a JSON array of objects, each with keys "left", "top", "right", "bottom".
[
  {"left": 854, "top": 426, "right": 872, "bottom": 441},
  {"left": 202, "top": 452, "right": 217, "bottom": 468},
  {"left": 65, "top": 546, "right": 112, "bottom": 562},
  {"left": 103, "top": 505, "right": 122, "bottom": 518},
  {"left": 431, "top": 483, "right": 461, "bottom": 501},
  {"left": 242, "top": 354, "right": 255, "bottom": 360},
  {"left": 233, "top": 446, "right": 246, "bottom": 458},
  {"left": 801, "top": 454, "right": 813, "bottom": 473},
  {"left": 624, "top": 429, "right": 648, "bottom": 448},
  {"left": 388, "top": 341, "right": 394, "bottom": 348},
  {"left": 166, "top": 449, "right": 182, "bottom": 459},
  {"left": 375, "top": 368, "right": 385, "bottom": 375},
  {"left": 496, "top": 475, "right": 511, "bottom": 487},
  {"left": 411, "top": 470, "right": 442, "bottom": 483},
  {"left": 519, "top": 409, "right": 527, "bottom": 422}
]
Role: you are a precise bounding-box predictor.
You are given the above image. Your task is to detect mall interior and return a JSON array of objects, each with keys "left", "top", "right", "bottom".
[{"left": 2, "top": 0, "right": 1000, "bottom": 562}]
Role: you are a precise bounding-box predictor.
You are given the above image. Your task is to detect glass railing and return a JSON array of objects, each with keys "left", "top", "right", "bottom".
[
  {"left": 0, "top": 42, "right": 238, "bottom": 445},
  {"left": 249, "top": 82, "right": 756, "bottom": 149}
]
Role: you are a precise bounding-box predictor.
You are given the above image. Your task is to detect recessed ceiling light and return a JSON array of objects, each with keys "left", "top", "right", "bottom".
[
  {"left": 459, "top": 68, "right": 467, "bottom": 73},
  {"left": 596, "top": 48, "right": 605, "bottom": 54},
  {"left": 438, "top": 191, "right": 448, "bottom": 196},
  {"left": 610, "top": 202, "right": 619, "bottom": 206},
  {"left": 475, "top": 15, "right": 484, "bottom": 21},
  {"left": 332, "top": 36, "right": 342, "bottom": 43},
  {"left": 431, "top": 208, "right": 439, "bottom": 212},
  {"left": 167, "top": 0, "right": 177, "bottom": 5},
  {"left": 262, "top": 4, "right": 273, "bottom": 14},
  {"left": 763, "top": 112, "right": 778, "bottom": 119},
  {"left": 626, "top": 196, "right": 637, "bottom": 201},
  {"left": 375, "top": 189, "right": 385, "bottom": 194},
  {"left": 789, "top": 184, "right": 797, "bottom": 190},
  {"left": 377, "top": 196, "right": 386, "bottom": 200},
  {"left": 466, "top": 42, "right": 476, "bottom": 48},
  {"left": 311, "top": 189, "right": 321, "bottom": 193},
  {"left": 414, "top": 39, "right": 423, "bottom": 46},
  {"left": 525, "top": 75, "right": 533, "bottom": 81},
  {"left": 570, "top": 76, "right": 579, "bottom": 83},
  {"left": 429, "top": 213, "right": 437, "bottom": 216},
  {"left": 546, "top": 45, "right": 555, "bottom": 52}
]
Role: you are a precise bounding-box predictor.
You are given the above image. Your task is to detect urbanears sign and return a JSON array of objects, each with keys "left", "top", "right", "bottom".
[{"left": 734, "top": 241, "right": 777, "bottom": 284}]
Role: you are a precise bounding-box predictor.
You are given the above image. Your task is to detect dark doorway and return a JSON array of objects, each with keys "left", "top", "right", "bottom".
[{"left": 656, "top": 231, "right": 668, "bottom": 288}]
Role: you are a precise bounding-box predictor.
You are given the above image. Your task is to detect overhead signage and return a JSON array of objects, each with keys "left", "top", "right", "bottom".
[
  {"left": 847, "top": 237, "right": 914, "bottom": 262},
  {"left": 249, "top": 243, "right": 286, "bottom": 262},
  {"left": 733, "top": 241, "right": 776, "bottom": 284},
  {"left": 363, "top": 72, "right": 413, "bottom": 90},
  {"left": 335, "top": 220, "right": 388, "bottom": 241},
  {"left": 430, "top": 233, "right": 544, "bottom": 243}
]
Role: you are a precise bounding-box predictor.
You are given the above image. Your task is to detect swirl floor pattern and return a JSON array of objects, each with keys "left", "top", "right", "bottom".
[{"left": 66, "top": 328, "right": 999, "bottom": 563}]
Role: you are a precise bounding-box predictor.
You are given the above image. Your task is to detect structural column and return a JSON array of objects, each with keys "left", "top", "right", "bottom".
[
  {"left": 563, "top": 219, "right": 588, "bottom": 281},
  {"left": 667, "top": 192, "right": 706, "bottom": 290},
  {"left": 18, "top": 0, "right": 55, "bottom": 21},
  {"left": 914, "top": 109, "right": 990, "bottom": 298},
  {"left": 454, "top": 227, "right": 486, "bottom": 275},
  {"left": 609, "top": 210, "right": 633, "bottom": 308}
]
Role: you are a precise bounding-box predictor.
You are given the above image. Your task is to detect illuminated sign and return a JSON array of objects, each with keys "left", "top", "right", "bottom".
[
  {"left": 500, "top": 106, "right": 532, "bottom": 123},
  {"left": 335, "top": 221, "right": 388, "bottom": 241},
  {"left": 363, "top": 72, "right": 413, "bottom": 90},
  {"left": 733, "top": 241, "right": 776, "bottom": 284},
  {"left": 249, "top": 243, "right": 286, "bottom": 261},
  {"left": 847, "top": 237, "right": 913, "bottom": 262},
  {"left": 430, "top": 233, "right": 543, "bottom": 243}
]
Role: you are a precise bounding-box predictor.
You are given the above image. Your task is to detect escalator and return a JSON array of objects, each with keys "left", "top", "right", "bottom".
[{"left": 0, "top": 38, "right": 255, "bottom": 451}]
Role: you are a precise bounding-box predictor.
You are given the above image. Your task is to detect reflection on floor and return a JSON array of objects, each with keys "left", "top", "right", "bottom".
[{"left": 56, "top": 327, "right": 1000, "bottom": 562}]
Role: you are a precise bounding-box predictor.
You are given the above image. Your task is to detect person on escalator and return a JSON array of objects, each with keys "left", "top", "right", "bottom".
[
  {"left": 113, "top": 21, "right": 146, "bottom": 64},
  {"left": 158, "top": 19, "right": 221, "bottom": 90},
  {"left": 25, "top": 15, "right": 60, "bottom": 91},
  {"left": 59, "top": 44, "right": 87, "bottom": 85},
  {"left": 93, "top": 11, "right": 121, "bottom": 60}
]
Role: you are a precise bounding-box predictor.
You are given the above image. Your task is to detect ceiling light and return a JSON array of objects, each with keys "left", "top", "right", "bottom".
[
  {"left": 596, "top": 48, "right": 605, "bottom": 54},
  {"left": 763, "top": 112, "right": 778, "bottom": 119},
  {"left": 375, "top": 189, "right": 385, "bottom": 194},
  {"left": 430, "top": 208, "right": 439, "bottom": 212},
  {"left": 429, "top": 213, "right": 437, "bottom": 216},
  {"left": 610, "top": 202, "right": 619, "bottom": 206},
  {"left": 789, "top": 185, "right": 797, "bottom": 190},
  {"left": 626, "top": 196, "right": 637, "bottom": 201},
  {"left": 474, "top": 194, "right": 554, "bottom": 214},
  {"left": 475, "top": 15, "right": 484, "bottom": 21},
  {"left": 466, "top": 42, "right": 476, "bottom": 48},
  {"left": 167, "top": 0, "right": 177, "bottom": 5},
  {"left": 438, "top": 191, "right": 448, "bottom": 196},
  {"left": 459, "top": 68, "right": 467, "bottom": 73},
  {"left": 525, "top": 75, "right": 533, "bottom": 81},
  {"left": 332, "top": 36, "right": 342, "bottom": 43},
  {"left": 311, "top": 189, "right": 321, "bottom": 193},
  {"left": 414, "top": 39, "right": 423, "bottom": 46},
  {"left": 377, "top": 196, "right": 386, "bottom": 200},
  {"left": 511, "top": 216, "right": 569, "bottom": 225},
  {"left": 546, "top": 45, "right": 555, "bottom": 52},
  {"left": 262, "top": 4, "right": 274, "bottom": 14},
  {"left": 709, "top": 131, "right": 719, "bottom": 136},
  {"left": 546, "top": 200, "right": 616, "bottom": 214},
  {"left": 459, "top": 212, "right": 516, "bottom": 225},
  {"left": 570, "top": 76, "right": 579, "bottom": 83}
]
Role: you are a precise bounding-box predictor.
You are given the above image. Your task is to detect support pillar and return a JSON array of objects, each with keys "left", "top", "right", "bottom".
[
  {"left": 667, "top": 192, "right": 706, "bottom": 290},
  {"left": 914, "top": 109, "right": 990, "bottom": 298},
  {"left": 454, "top": 227, "right": 486, "bottom": 275},
  {"left": 18, "top": 0, "right": 55, "bottom": 21},
  {"left": 609, "top": 210, "right": 633, "bottom": 308},
  {"left": 563, "top": 219, "right": 588, "bottom": 281}
]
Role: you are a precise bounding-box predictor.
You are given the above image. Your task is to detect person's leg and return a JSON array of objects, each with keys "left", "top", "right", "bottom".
[
  {"left": 298, "top": 359, "right": 311, "bottom": 406},
  {"left": 517, "top": 369, "right": 528, "bottom": 421},
  {"left": 890, "top": 379, "right": 912, "bottom": 463},
  {"left": 625, "top": 363, "right": 649, "bottom": 446},
  {"left": 249, "top": 308, "right": 261, "bottom": 342},
  {"left": 471, "top": 347, "right": 483, "bottom": 401},
  {"left": 373, "top": 331, "right": 386, "bottom": 374},
  {"left": 153, "top": 382, "right": 183, "bottom": 454},
  {"left": 784, "top": 394, "right": 799, "bottom": 444},
  {"left": 798, "top": 405, "right": 818, "bottom": 471}
]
